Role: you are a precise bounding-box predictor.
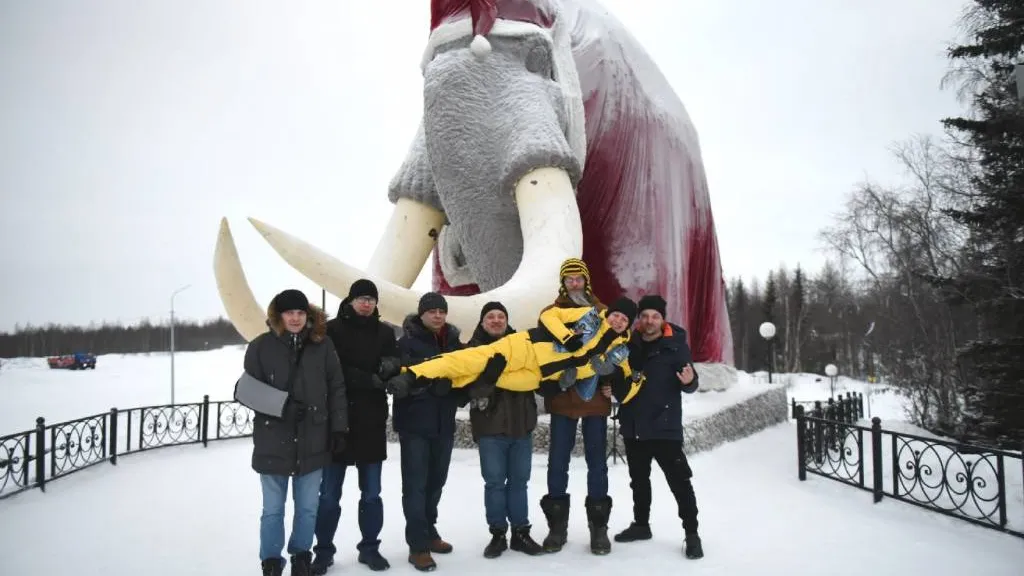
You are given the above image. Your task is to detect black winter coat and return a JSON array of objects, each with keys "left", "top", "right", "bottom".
[
  {"left": 392, "top": 314, "right": 463, "bottom": 438},
  {"left": 326, "top": 301, "right": 398, "bottom": 465},
  {"left": 466, "top": 324, "right": 538, "bottom": 442},
  {"left": 613, "top": 322, "right": 699, "bottom": 443},
  {"left": 243, "top": 304, "right": 347, "bottom": 477}
]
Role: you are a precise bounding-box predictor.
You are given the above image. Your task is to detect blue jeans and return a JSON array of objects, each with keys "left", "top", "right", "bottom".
[
  {"left": 478, "top": 433, "right": 533, "bottom": 529},
  {"left": 399, "top": 432, "right": 454, "bottom": 552},
  {"left": 259, "top": 469, "right": 323, "bottom": 562},
  {"left": 313, "top": 462, "right": 384, "bottom": 560},
  {"left": 547, "top": 414, "right": 608, "bottom": 498}
]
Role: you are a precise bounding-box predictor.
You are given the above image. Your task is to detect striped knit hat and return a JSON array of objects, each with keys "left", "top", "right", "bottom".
[{"left": 558, "top": 257, "right": 594, "bottom": 299}]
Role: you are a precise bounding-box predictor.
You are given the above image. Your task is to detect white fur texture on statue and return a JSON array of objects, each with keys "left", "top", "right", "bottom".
[{"left": 693, "top": 362, "right": 737, "bottom": 392}]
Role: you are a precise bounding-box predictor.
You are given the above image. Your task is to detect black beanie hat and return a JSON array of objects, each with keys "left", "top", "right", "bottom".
[
  {"left": 418, "top": 292, "right": 448, "bottom": 316},
  {"left": 607, "top": 296, "right": 638, "bottom": 327},
  {"left": 347, "top": 278, "right": 379, "bottom": 301},
  {"left": 637, "top": 294, "right": 667, "bottom": 318},
  {"left": 479, "top": 301, "right": 508, "bottom": 321},
  {"left": 273, "top": 289, "right": 309, "bottom": 314}
]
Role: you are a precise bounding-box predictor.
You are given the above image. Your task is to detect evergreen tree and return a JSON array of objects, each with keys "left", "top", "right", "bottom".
[{"left": 941, "top": 0, "right": 1024, "bottom": 447}]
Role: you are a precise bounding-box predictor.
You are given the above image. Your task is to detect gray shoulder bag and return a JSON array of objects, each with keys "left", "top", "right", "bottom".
[{"left": 234, "top": 343, "right": 306, "bottom": 418}]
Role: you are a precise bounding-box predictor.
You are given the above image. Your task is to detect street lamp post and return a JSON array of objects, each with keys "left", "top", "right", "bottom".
[
  {"left": 170, "top": 284, "right": 191, "bottom": 405},
  {"left": 759, "top": 321, "right": 776, "bottom": 383},
  {"left": 825, "top": 363, "right": 838, "bottom": 399}
]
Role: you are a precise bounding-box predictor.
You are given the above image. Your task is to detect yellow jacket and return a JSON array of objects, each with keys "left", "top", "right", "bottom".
[{"left": 405, "top": 306, "right": 635, "bottom": 392}]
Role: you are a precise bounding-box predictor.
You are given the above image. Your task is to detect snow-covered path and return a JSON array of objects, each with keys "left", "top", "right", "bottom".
[{"left": 1, "top": 423, "right": 1021, "bottom": 576}]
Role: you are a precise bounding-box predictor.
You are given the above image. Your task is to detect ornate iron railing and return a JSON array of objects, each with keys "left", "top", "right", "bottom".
[
  {"left": 790, "top": 392, "right": 864, "bottom": 422},
  {"left": 794, "top": 405, "right": 1024, "bottom": 539},
  {"left": 0, "top": 396, "right": 254, "bottom": 500}
]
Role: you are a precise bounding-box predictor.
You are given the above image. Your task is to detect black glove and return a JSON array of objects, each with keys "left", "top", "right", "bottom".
[
  {"left": 538, "top": 380, "right": 562, "bottom": 398},
  {"left": 378, "top": 356, "right": 402, "bottom": 379},
  {"left": 331, "top": 432, "right": 347, "bottom": 457},
  {"left": 563, "top": 333, "right": 584, "bottom": 352},
  {"left": 370, "top": 373, "right": 386, "bottom": 390},
  {"left": 385, "top": 371, "right": 415, "bottom": 397},
  {"left": 589, "top": 355, "right": 616, "bottom": 376},
  {"left": 558, "top": 366, "right": 577, "bottom": 390},
  {"left": 430, "top": 378, "right": 453, "bottom": 396},
  {"left": 466, "top": 353, "right": 506, "bottom": 399}
]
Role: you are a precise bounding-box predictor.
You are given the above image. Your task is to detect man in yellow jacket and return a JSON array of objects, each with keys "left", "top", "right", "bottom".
[{"left": 383, "top": 297, "right": 641, "bottom": 397}]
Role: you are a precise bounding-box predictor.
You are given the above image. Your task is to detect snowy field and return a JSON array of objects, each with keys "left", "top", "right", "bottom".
[{"left": 2, "top": 349, "right": 1022, "bottom": 575}]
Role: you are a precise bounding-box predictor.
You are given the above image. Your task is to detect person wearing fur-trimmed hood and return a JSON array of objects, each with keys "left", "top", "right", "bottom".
[{"left": 243, "top": 289, "right": 347, "bottom": 576}]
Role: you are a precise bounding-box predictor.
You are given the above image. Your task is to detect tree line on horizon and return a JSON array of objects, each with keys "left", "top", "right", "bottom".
[
  {"left": 0, "top": 318, "right": 246, "bottom": 359},
  {"left": 731, "top": 1, "right": 1022, "bottom": 449}
]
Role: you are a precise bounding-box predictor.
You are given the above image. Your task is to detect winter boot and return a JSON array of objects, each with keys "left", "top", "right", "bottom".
[
  {"left": 310, "top": 555, "right": 333, "bottom": 576},
  {"left": 290, "top": 551, "right": 313, "bottom": 576},
  {"left": 262, "top": 558, "right": 285, "bottom": 576},
  {"left": 358, "top": 549, "right": 391, "bottom": 571},
  {"left": 585, "top": 495, "right": 612, "bottom": 555},
  {"left": 509, "top": 524, "right": 546, "bottom": 556},
  {"left": 684, "top": 532, "right": 704, "bottom": 559},
  {"left": 407, "top": 551, "right": 436, "bottom": 572},
  {"left": 613, "top": 522, "right": 652, "bottom": 543},
  {"left": 483, "top": 526, "right": 508, "bottom": 559},
  {"left": 540, "top": 494, "right": 570, "bottom": 553},
  {"left": 428, "top": 537, "right": 453, "bottom": 554}
]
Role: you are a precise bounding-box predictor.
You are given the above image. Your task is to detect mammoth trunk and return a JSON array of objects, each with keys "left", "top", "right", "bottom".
[{"left": 422, "top": 47, "right": 580, "bottom": 291}]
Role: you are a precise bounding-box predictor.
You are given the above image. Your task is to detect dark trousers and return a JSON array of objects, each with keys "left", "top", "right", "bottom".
[
  {"left": 313, "top": 462, "right": 384, "bottom": 559},
  {"left": 623, "top": 438, "right": 699, "bottom": 534},
  {"left": 399, "top": 432, "right": 455, "bottom": 553}
]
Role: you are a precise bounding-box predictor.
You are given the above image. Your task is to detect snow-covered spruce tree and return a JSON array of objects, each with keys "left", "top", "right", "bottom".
[{"left": 940, "top": 0, "right": 1024, "bottom": 448}]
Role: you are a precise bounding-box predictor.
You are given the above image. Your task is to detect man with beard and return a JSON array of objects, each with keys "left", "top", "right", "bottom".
[
  {"left": 605, "top": 294, "right": 704, "bottom": 561},
  {"left": 463, "top": 302, "right": 545, "bottom": 559},
  {"left": 393, "top": 292, "right": 464, "bottom": 572},
  {"left": 312, "top": 279, "right": 401, "bottom": 574},
  {"left": 537, "top": 258, "right": 615, "bottom": 556}
]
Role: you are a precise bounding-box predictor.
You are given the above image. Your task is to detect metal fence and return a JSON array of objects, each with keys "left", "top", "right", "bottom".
[
  {"left": 790, "top": 392, "right": 864, "bottom": 422},
  {"left": 0, "top": 396, "right": 254, "bottom": 500},
  {"left": 794, "top": 405, "right": 1024, "bottom": 539}
]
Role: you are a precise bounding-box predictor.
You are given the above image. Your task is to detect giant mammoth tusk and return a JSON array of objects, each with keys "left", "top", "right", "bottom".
[
  {"left": 213, "top": 218, "right": 270, "bottom": 342},
  {"left": 249, "top": 166, "right": 583, "bottom": 332},
  {"left": 365, "top": 198, "right": 445, "bottom": 288}
]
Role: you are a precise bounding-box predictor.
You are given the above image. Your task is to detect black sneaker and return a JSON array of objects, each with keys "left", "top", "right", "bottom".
[
  {"left": 684, "top": 533, "right": 703, "bottom": 559},
  {"left": 358, "top": 550, "right": 391, "bottom": 571}
]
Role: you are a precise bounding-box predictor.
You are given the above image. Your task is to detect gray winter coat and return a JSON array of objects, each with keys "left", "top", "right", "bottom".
[{"left": 243, "top": 303, "right": 347, "bottom": 477}]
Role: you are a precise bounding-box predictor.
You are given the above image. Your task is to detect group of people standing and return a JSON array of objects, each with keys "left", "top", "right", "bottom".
[{"left": 243, "top": 259, "right": 704, "bottom": 576}]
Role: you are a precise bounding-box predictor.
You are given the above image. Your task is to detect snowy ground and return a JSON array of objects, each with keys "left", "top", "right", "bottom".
[{"left": 1, "top": 424, "right": 1022, "bottom": 575}]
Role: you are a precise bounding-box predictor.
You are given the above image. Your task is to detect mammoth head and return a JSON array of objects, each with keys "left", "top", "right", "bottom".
[
  {"left": 214, "top": 0, "right": 734, "bottom": 370},
  {"left": 215, "top": 0, "right": 592, "bottom": 336}
]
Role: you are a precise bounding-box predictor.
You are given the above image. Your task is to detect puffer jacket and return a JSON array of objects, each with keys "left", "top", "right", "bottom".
[
  {"left": 392, "top": 314, "right": 464, "bottom": 438},
  {"left": 243, "top": 303, "right": 347, "bottom": 477},
  {"left": 542, "top": 294, "right": 612, "bottom": 418},
  {"left": 465, "top": 323, "right": 538, "bottom": 442},
  {"left": 325, "top": 299, "right": 397, "bottom": 464}
]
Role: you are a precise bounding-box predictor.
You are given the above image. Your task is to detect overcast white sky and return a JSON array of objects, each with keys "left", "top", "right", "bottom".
[{"left": 0, "top": 0, "right": 970, "bottom": 332}]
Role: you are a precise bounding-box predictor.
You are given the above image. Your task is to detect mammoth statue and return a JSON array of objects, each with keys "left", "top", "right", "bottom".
[{"left": 214, "top": 0, "right": 737, "bottom": 390}]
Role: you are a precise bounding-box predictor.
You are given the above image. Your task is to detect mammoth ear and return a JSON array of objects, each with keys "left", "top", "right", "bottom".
[{"left": 388, "top": 120, "right": 445, "bottom": 215}]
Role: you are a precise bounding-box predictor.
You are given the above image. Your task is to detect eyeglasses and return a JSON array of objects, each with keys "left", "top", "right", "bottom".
[{"left": 354, "top": 296, "right": 377, "bottom": 305}]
